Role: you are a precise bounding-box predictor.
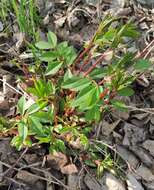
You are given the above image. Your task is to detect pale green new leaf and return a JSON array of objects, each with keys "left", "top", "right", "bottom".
[
  {"left": 47, "top": 31, "right": 57, "bottom": 48},
  {"left": 18, "top": 121, "right": 28, "bottom": 141},
  {"left": 35, "top": 41, "right": 51, "bottom": 49},
  {"left": 17, "top": 96, "right": 26, "bottom": 115}
]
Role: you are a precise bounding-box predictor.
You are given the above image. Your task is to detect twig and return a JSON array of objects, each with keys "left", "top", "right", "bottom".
[
  {"left": 84, "top": 51, "right": 109, "bottom": 76},
  {"left": 0, "top": 147, "right": 28, "bottom": 177},
  {"left": 136, "top": 39, "right": 154, "bottom": 59},
  {"left": 5, "top": 176, "right": 26, "bottom": 187},
  {"left": 0, "top": 160, "right": 69, "bottom": 189},
  {"left": 144, "top": 44, "right": 154, "bottom": 59},
  {"left": 0, "top": 79, "right": 23, "bottom": 96},
  {"left": 126, "top": 105, "right": 154, "bottom": 114}
]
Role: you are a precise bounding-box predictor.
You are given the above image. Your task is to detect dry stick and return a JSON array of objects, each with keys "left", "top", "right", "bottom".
[
  {"left": 136, "top": 39, "right": 154, "bottom": 59},
  {"left": 144, "top": 44, "right": 154, "bottom": 59},
  {"left": 5, "top": 176, "right": 26, "bottom": 187},
  {"left": 0, "top": 160, "right": 69, "bottom": 189},
  {"left": 0, "top": 147, "right": 28, "bottom": 177}
]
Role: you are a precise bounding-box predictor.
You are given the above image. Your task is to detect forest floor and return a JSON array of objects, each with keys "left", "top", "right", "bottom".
[{"left": 0, "top": 0, "right": 154, "bottom": 190}]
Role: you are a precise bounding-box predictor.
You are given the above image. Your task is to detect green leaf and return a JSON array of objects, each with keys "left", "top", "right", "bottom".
[
  {"left": 45, "top": 61, "right": 63, "bottom": 76},
  {"left": 71, "top": 85, "right": 97, "bottom": 110},
  {"left": 80, "top": 134, "right": 89, "bottom": 148},
  {"left": 47, "top": 31, "right": 57, "bottom": 48},
  {"left": 26, "top": 103, "right": 40, "bottom": 115},
  {"left": 11, "top": 136, "right": 23, "bottom": 150},
  {"left": 18, "top": 121, "right": 28, "bottom": 141},
  {"left": 29, "top": 116, "right": 44, "bottom": 136},
  {"left": 134, "top": 59, "right": 151, "bottom": 71},
  {"left": 40, "top": 51, "right": 57, "bottom": 62},
  {"left": 85, "top": 105, "right": 100, "bottom": 122},
  {"left": 17, "top": 96, "right": 26, "bottom": 115},
  {"left": 35, "top": 41, "right": 51, "bottom": 49},
  {"left": 62, "top": 76, "right": 91, "bottom": 91},
  {"left": 111, "top": 99, "right": 128, "bottom": 111},
  {"left": 118, "top": 87, "right": 134, "bottom": 96},
  {"left": 63, "top": 69, "right": 73, "bottom": 81},
  {"left": 89, "top": 68, "right": 107, "bottom": 79},
  {"left": 122, "top": 23, "right": 139, "bottom": 38}
]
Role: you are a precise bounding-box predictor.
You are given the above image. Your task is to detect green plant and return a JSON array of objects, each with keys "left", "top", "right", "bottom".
[
  {"left": 9, "top": 15, "right": 151, "bottom": 171},
  {"left": 0, "top": 0, "right": 10, "bottom": 22},
  {"left": 12, "top": 0, "right": 39, "bottom": 39}
]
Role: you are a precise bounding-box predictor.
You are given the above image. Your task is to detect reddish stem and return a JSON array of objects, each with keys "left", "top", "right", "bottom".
[
  {"left": 79, "top": 52, "right": 92, "bottom": 73},
  {"left": 99, "top": 88, "right": 109, "bottom": 99},
  {"left": 84, "top": 52, "right": 107, "bottom": 76},
  {"left": 74, "top": 43, "right": 93, "bottom": 66}
]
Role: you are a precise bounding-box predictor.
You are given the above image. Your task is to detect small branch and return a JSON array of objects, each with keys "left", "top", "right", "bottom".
[
  {"left": 136, "top": 39, "right": 154, "bottom": 59},
  {"left": 74, "top": 43, "right": 93, "bottom": 66},
  {"left": 126, "top": 105, "right": 154, "bottom": 115},
  {"left": 84, "top": 51, "right": 108, "bottom": 76},
  {"left": 79, "top": 52, "right": 92, "bottom": 73},
  {"left": 1, "top": 147, "right": 28, "bottom": 177}
]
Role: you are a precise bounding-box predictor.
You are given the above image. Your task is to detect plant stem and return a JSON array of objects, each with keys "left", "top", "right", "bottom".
[{"left": 84, "top": 51, "right": 109, "bottom": 76}]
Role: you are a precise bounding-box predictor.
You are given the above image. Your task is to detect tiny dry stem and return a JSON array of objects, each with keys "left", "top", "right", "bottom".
[{"left": 136, "top": 39, "right": 154, "bottom": 59}]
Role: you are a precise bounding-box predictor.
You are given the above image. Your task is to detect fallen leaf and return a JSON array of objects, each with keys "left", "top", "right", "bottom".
[
  {"left": 46, "top": 152, "right": 68, "bottom": 170},
  {"left": 61, "top": 164, "right": 78, "bottom": 174}
]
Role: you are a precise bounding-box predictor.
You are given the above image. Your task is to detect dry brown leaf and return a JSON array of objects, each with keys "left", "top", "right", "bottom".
[
  {"left": 61, "top": 164, "right": 78, "bottom": 174},
  {"left": 46, "top": 152, "right": 68, "bottom": 170}
]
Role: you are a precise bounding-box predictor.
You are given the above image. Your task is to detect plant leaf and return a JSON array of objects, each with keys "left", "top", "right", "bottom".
[
  {"left": 47, "top": 31, "right": 57, "bottom": 48},
  {"left": 35, "top": 41, "right": 51, "bottom": 49},
  {"left": 17, "top": 96, "right": 26, "bottom": 115},
  {"left": 45, "top": 61, "right": 63, "bottom": 76},
  {"left": 29, "top": 116, "right": 44, "bottom": 136},
  {"left": 111, "top": 99, "right": 128, "bottom": 111},
  {"left": 118, "top": 87, "right": 134, "bottom": 96},
  {"left": 71, "top": 85, "right": 96, "bottom": 110},
  {"left": 89, "top": 68, "right": 107, "bottom": 79},
  {"left": 18, "top": 121, "right": 28, "bottom": 141},
  {"left": 40, "top": 51, "right": 57, "bottom": 62},
  {"left": 62, "top": 76, "right": 91, "bottom": 91},
  {"left": 134, "top": 59, "right": 151, "bottom": 71}
]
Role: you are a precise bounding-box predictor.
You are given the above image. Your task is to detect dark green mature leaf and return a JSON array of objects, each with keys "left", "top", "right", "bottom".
[
  {"left": 89, "top": 68, "right": 108, "bottom": 79},
  {"left": 17, "top": 96, "right": 26, "bottom": 115},
  {"left": 62, "top": 76, "right": 91, "bottom": 91},
  {"left": 118, "top": 87, "right": 134, "bottom": 96},
  {"left": 134, "top": 59, "right": 151, "bottom": 71},
  {"left": 45, "top": 61, "right": 63, "bottom": 76},
  {"left": 71, "top": 85, "right": 97, "bottom": 110},
  {"left": 122, "top": 23, "right": 139, "bottom": 38},
  {"left": 111, "top": 99, "right": 128, "bottom": 111},
  {"left": 35, "top": 41, "right": 51, "bottom": 49},
  {"left": 47, "top": 31, "right": 57, "bottom": 48},
  {"left": 85, "top": 105, "right": 100, "bottom": 122},
  {"left": 29, "top": 116, "right": 44, "bottom": 136}
]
